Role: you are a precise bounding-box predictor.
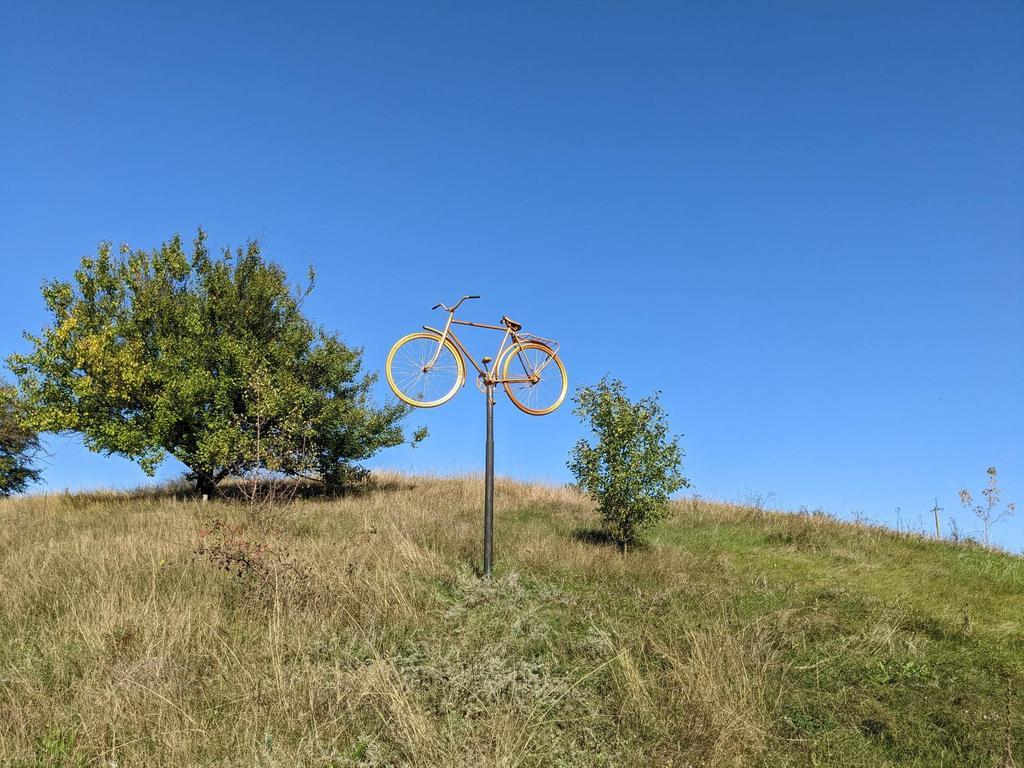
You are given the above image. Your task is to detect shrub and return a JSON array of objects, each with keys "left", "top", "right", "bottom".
[
  {"left": 959, "top": 466, "right": 1015, "bottom": 548},
  {"left": 195, "top": 517, "right": 308, "bottom": 605},
  {"left": 567, "top": 377, "right": 688, "bottom": 551},
  {"left": 0, "top": 384, "right": 42, "bottom": 497}
]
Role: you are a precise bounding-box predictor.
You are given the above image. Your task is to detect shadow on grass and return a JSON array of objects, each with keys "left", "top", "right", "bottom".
[
  {"left": 70, "top": 473, "right": 421, "bottom": 504},
  {"left": 570, "top": 526, "right": 654, "bottom": 553},
  {"left": 208, "top": 475, "right": 419, "bottom": 502},
  {"left": 571, "top": 526, "right": 617, "bottom": 547}
]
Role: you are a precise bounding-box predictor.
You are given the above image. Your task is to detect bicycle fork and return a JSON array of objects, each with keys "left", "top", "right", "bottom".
[{"left": 424, "top": 311, "right": 457, "bottom": 370}]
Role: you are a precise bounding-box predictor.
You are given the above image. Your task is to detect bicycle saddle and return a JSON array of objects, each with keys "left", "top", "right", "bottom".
[{"left": 501, "top": 315, "right": 522, "bottom": 332}]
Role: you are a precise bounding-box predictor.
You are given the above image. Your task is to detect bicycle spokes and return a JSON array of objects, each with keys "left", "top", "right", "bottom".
[
  {"left": 386, "top": 333, "right": 464, "bottom": 408},
  {"left": 502, "top": 342, "right": 567, "bottom": 416}
]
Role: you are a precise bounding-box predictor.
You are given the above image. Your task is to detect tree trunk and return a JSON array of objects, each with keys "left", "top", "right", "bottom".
[{"left": 194, "top": 471, "right": 218, "bottom": 499}]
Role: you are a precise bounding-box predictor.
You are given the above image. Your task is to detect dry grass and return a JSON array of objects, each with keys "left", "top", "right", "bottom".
[{"left": 1, "top": 473, "right": 1021, "bottom": 766}]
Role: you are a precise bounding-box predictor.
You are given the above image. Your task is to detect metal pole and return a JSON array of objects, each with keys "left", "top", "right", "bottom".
[{"left": 483, "top": 381, "right": 495, "bottom": 577}]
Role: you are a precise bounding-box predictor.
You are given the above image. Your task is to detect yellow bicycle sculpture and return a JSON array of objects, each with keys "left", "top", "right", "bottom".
[{"left": 386, "top": 295, "right": 567, "bottom": 415}]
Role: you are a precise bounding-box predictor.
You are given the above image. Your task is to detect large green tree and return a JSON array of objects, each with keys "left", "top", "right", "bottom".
[{"left": 9, "top": 230, "right": 417, "bottom": 495}]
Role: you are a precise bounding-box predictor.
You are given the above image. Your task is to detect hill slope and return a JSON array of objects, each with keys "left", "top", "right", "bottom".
[{"left": 1, "top": 475, "right": 1022, "bottom": 767}]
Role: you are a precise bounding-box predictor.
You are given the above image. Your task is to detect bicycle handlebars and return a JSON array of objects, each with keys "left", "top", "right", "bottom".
[{"left": 433, "top": 295, "right": 481, "bottom": 312}]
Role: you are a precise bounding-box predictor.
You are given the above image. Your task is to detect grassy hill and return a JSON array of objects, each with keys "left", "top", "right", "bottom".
[{"left": 1, "top": 474, "right": 1021, "bottom": 767}]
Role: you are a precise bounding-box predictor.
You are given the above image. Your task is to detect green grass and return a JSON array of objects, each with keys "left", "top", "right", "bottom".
[{"left": 1, "top": 474, "right": 1021, "bottom": 766}]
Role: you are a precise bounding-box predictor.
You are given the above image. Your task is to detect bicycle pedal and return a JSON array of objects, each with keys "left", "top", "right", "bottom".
[{"left": 481, "top": 356, "right": 493, "bottom": 364}]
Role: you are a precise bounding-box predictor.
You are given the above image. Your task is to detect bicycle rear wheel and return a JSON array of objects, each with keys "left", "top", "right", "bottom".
[
  {"left": 386, "top": 332, "right": 465, "bottom": 407},
  {"left": 501, "top": 341, "right": 567, "bottom": 416}
]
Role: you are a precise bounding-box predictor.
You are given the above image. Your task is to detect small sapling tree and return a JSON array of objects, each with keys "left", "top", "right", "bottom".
[
  {"left": 9, "top": 230, "right": 420, "bottom": 495},
  {"left": 568, "top": 376, "right": 688, "bottom": 552},
  {"left": 959, "top": 466, "right": 1015, "bottom": 547},
  {"left": 0, "top": 384, "right": 42, "bottom": 497}
]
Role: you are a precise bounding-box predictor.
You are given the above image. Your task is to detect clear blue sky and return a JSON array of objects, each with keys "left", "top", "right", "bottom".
[{"left": 2, "top": 2, "right": 1022, "bottom": 548}]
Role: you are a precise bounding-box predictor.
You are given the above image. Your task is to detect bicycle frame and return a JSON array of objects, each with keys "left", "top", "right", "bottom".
[{"left": 422, "top": 310, "right": 555, "bottom": 385}]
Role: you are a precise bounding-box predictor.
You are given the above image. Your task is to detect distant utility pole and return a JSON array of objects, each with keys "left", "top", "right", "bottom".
[{"left": 931, "top": 498, "right": 943, "bottom": 539}]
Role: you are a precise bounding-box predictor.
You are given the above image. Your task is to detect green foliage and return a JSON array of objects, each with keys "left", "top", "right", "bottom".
[
  {"left": 567, "top": 376, "right": 688, "bottom": 551},
  {"left": 0, "top": 384, "right": 43, "bottom": 497},
  {"left": 9, "top": 230, "right": 418, "bottom": 493},
  {"left": 33, "top": 728, "right": 86, "bottom": 767}
]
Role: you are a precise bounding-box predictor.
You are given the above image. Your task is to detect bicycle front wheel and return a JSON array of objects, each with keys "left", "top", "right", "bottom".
[
  {"left": 386, "top": 332, "right": 465, "bottom": 408},
  {"left": 501, "top": 341, "right": 567, "bottom": 416}
]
